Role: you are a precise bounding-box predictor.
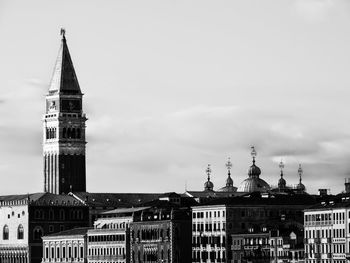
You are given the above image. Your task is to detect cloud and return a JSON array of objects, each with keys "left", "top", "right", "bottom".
[
  {"left": 294, "top": 0, "right": 334, "bottom": 22},
  {"left": 83, "top": 104, "right": 350, "bottom": 194}
]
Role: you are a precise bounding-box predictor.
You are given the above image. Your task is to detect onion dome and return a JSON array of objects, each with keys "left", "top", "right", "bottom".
[
  {"left": 204, "top": 164, "right": 214, "bottom": 191},
  {"left": 278, "top": 160, "right": 286, "bottom": 189},
  {"left": 296, "top": 164, "right": 306, "bottom": 191},
  {"left": 238, "top": 147, "right": 270, "bottom": 193},
  {"left": 278, "top": 176, "right": 286, "bottom": 189},
  {"left": 218, "top": 158, "right": 237, "bottom": 192},
  {"left": 226, "top": 175, "right": 233, "bottom": 187},
  {"left": 248, "top": 163, "right": 261, "bottom": 178}
]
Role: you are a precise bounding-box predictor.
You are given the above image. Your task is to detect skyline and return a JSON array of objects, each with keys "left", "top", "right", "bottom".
[{"left": 1, "top": 0, "right": 350, "bottom": 194}]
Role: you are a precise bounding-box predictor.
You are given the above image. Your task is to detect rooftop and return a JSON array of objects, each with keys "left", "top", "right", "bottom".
[{"left": 43, "top": 227, "right": 91, "bottom": 238}]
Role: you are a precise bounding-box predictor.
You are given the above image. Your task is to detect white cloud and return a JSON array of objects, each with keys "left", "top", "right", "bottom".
[{"left": 294, "top": 0, "right": 334, "bottom": 22}]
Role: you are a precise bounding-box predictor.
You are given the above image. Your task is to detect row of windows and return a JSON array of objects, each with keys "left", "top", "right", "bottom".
[
  {"left": 99, "top": 222, "right": 129, "bottom": 230},
  {"left": 305, "top": 212, "right": 346, "bottom": 223},
  {"left": 34, "top": 209, "right": 84, "bottom": 220},
  {"left": 192, "top": 235, "right": 225, "bottom": 246},
  {"left": 232, "top": 237, "right": 269, "bottom": 246},
  {"left": 88, "top": 234, "right": 125, "bottom": 242},
  {"left": 62, "top": 127, "right": 82, "bottom": 139},
  {"left": 133, "top": 228, "right": 171, "bottom": 240},
  {"left": 7, "top": 211, "right": 25, "bottom": 219},
  {"left": 193, "top": 222, "right": 225, "bottom": 232},
  {"left": 133, "top": 249, "right": 172, "bottom": 263},
  {"left": 2, "top": 225, "right": 24, "bottom": 240},
  {"left": 45, "top": 245, "right": 84, "bottom": 259},
  {"left": 192, "top": 251, "right": 226, "bottom": 261},
  {"left": 45, "top": 127, "right": 82, "bottom": 140},
  {"left": 306, "top": 243, "right": 346, "bottom": 254},
  {"left": 305, "top": 228, "right": 346, "bottom": 239},
  {"left": 193, "top": 211, "right": 225, "bottom": 219},
  {"left": 306, "top": 261, "right": 344, "bottom": 263},
  {"left": 88, "top": 247, "right": 125, "bottom": 256},
  {"left": 46, "top": 128, "right": 57, "bottom": 139},
  {"left": 193, "top": 209, "right": 298, "bottom": 220}
]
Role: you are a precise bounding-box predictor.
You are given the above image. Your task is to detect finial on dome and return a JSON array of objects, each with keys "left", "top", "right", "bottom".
[
  {"left": 298, "top": 164, "right": 303, "bottom": 183},
  {"left": 204, "top": 164, "right": 214, "bottom": 191},
  {"left": 279, "top": 159, "right": 284, "bottom": 176},
  {"left": 206, "top": 164, "right": 212, "bottom": 180},
  {"left": 251, "top": 146, "right": 257, "bottom": 164},
  {"left": 226, "top": 157, "right": 232, "bottom": 175},
  {"left": 60, "top": 28, "right": 66, "bottom": 40}
]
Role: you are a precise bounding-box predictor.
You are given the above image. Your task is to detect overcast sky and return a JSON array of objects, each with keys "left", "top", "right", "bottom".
[{"left": 0, "top": 0, "right": 350, "bottom": 195}]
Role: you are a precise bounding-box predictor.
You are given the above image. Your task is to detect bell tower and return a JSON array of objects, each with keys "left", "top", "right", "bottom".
[{"left": 43, "top": 29, "right": 87, "bottom": 194}]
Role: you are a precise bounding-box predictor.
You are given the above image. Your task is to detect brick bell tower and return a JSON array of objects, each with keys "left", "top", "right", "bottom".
[{"left": 43, "top": 29, "right": 87, "bottom": 194}]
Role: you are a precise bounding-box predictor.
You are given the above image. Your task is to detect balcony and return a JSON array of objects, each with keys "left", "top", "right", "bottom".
[
  {"left": 314, "top": 238, "right": 321, "bottom": 243},
  {"left": 333, "top": 238, "right": 346, "bottom": 243},
  {"left": 314, "top": 253, "right": 321, "bottom": 259}
]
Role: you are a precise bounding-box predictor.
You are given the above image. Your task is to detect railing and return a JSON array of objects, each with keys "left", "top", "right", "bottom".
[{"left": 314, "top": 238, "right": 321, "bottom": 243}]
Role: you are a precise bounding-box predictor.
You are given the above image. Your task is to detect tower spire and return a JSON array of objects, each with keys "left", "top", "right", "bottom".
[
  {"left": 49, "top": 29, "right": 81, "bottom": 95},
  {"left": 60, "top": 28, "right": 66, "bottom": 39}
]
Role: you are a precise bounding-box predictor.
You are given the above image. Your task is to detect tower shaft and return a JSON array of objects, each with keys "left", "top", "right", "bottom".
[{"left": 43, "top": 30, "right": 87, "bottom": 194}]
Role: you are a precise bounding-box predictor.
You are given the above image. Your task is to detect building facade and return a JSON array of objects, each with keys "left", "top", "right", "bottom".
[
  {"left": 0, "top": 193, "right": 89, "bottom": 263},
  {"left": 130, "top": 206, "right": 192, "bottom": 263},
  {"left": 87, "top": 210, "right": 134, "bottom": 263},
  {"left": 42, "top": 228, "right": 89, "bottom": 263},
  {"left": 191, "top": 193, "right": 315, "bottom": 263},
  {"left": 192, "top": 205, "right": 229, "bottom": 263},
  {"left": 304, "top": 198, "right": 350, "bottom": 263}
]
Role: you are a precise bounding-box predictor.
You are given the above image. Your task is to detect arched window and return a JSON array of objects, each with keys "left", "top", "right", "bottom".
[
  {"left": 63, "top": 128, "right": 67, "bottom": 138},
  {"left": 59, "top": 209, "right": 65, "bottom": 220},
  {"left": 3, "top": 225, "right": 9, "bottom": 240},
  {"left": 77, "top": 128, "right": 81, "bottom": 139},
  {"left": 71, "top": 128, "right": 76, "bottom": 139},
  {"left": 33, "top": 226, "right": 43, "bottom": 241},
  {"left": 17, "top": 224, "right": 24, "bottom": 239},
  {"left": 49, "top": 209, "right": 54, "bottom": 220},
  {"left": 67, "top": 128, "right": 71, "bottom": 138}
]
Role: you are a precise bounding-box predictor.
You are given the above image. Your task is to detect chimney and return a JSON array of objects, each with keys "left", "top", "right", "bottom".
[{"left": 345, "top": 178, "right": 350, "bottom": 193}]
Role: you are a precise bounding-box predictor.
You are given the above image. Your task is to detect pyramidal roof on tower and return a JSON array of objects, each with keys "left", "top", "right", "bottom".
[{"left": 49, "top": 29, "right": 81, "bottom": 95}]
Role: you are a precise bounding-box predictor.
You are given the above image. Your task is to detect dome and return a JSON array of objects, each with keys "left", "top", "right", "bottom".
[
  {"left": 278, "top": 177, "right": 286, "bottom": 188},
  {"left": 248, "top": 164, "right": 261, "bottom": 177},
  {"left": 204, "top": 180, "right": 214, "bottom": 191},
  {"left": 237, "top": 177, "right": 270, "bottom": 192},
  {"left": 238, "top": 146, "right": 270, "bottom": 193},
  {"left": 297, "top": 182, "right": 306, "bottom": 191},
  {"left": 218, "top": 173, "right": 237, "bottom": 192},
  {"left": 226, "top": 175, "right": 233, "bottom": 186}
]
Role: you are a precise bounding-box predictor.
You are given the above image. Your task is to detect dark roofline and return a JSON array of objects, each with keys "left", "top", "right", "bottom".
[{"left": 43, "top": 227, "right": 92, "bottom": 238}]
